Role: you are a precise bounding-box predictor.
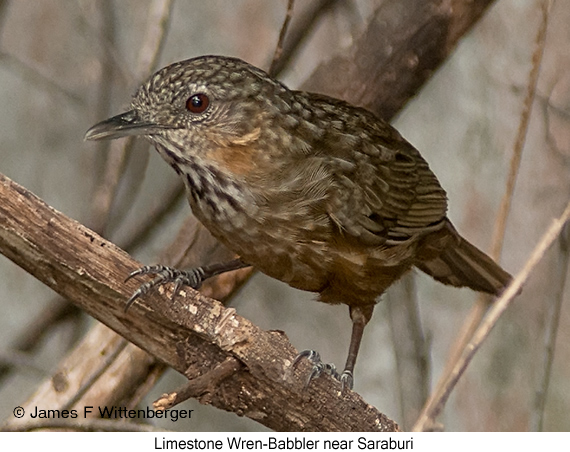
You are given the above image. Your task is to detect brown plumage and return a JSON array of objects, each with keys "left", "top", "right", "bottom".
[{"left": 85, "top": 55, "right": 511, "bottom": 390}]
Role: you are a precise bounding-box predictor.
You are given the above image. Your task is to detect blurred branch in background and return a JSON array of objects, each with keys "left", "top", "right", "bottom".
[
  {"left": 89, "top": 0, "right": 174, "bottom": 236},
  {"left": 424, "top": 0, "right": 553, "bottom": 431},
  {"left": 530, "top": 221, "right": 570, "bottom": 431},
  {"left": 386, "top": 277, "right": 430, "bottom": 431},
  {"left": 414, "top": 200, "right": 570, "bottom": 431}
]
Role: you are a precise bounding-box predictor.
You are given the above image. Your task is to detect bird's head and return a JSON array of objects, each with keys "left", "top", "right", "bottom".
[{"left": 85, "top": 55, "right": 292, "bottom": 152}]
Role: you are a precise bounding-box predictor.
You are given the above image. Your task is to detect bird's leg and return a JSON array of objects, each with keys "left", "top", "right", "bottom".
[
  {"left": 124, "top": 258, "right": 250, "bottom": 311},
  {"left": 340, "top": 305, "right": 374, "bottom": 390},
  {"left": 293, "top": 304, "right": 374, "bottom": 392}
]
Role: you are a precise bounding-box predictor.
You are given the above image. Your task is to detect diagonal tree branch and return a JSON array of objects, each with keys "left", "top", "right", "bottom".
[
  {"left": 303, "top": 0, "right": 496, "bottom": 119},
  {"left": 0, "top": 173, "right": 397, "bottom": 432}
]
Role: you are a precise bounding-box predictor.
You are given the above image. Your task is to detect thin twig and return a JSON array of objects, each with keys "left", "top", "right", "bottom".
[
  {"left": 0, "top": 51, "right": 83, "bottom": 106},
  {"left": 489, "top": 0, "right": 552, "bottom": 259},
  {"left": 268, "top": 0, "right": 341, "bottom": 78},
  {"left": 89, "top": 0, "right": 174, "bottom": 236},
  {"left": 10, "top": 298, "right": 78, "bottom": 353},
  {"left": 0, "top": 297, "right": 79, "bottom": 383},
  {"left": 75, "top": 0, "right": 134, "bottom": 86},
  {"left": 135, "top": 0, "right": 174, "bottom": 78},
  {"left": 90, "top": 0, "right": 118, "bottom": 162},
  {"left": 419, "top": 0, "right": 552, "bottom": 428},
  {"left": 60, "top": 339, "right": 129, "bottom": 412},
  {"left": 269, "top": 0, "right": 295, "bottom": 77},
  {"left": 530, "top": 221, "right": 570, "bottom": 431},
  {"left": 386, "top": 276, "right": 430, "bottom": 431},
  {"left": 413, "top": 200, "right": 570, "bottom": 431},
  {"left": 154, "top": 357, "right": 242, "bottom": 410}
]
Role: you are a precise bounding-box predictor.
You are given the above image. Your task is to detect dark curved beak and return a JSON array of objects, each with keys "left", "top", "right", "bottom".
[{"left": 84, "top": 110, "right": 161, "bottom": 141}]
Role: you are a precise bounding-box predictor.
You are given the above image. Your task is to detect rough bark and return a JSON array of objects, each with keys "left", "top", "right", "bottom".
[
  {"left": 0, "top": 174, "right": 397, "bottom": 432},
  {"left": 303, "top": 0, "right": 495, "bottom": 119}
]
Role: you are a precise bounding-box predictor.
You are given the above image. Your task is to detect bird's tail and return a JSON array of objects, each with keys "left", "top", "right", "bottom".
[{"left": 415, "top": 220, "right": 511, "bottom": 296}]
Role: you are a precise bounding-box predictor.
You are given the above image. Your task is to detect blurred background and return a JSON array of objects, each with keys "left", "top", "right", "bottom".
[{"left": 0, "top": 0, "right": 568, "bottom": 431}]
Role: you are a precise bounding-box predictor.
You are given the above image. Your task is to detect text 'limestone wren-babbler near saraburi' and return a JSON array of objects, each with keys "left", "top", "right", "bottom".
[{"left": 85, "top": 55, "right": 512, "bottom": 391}]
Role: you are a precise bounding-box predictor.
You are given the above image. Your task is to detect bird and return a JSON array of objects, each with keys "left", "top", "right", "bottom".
[{"left": 85, "top": 55, "right": 512, "bottom": 390}]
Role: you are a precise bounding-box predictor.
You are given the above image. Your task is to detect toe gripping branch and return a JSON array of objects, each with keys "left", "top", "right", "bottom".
[
  {"left": 123, "top": 258, "right": 249, "bottom": 312},
  {"left": 292, "top": 305, "right": 372, "bottom": 392},
  {"left": 293, "top": 350, "right": 354, "bottom": 392}
]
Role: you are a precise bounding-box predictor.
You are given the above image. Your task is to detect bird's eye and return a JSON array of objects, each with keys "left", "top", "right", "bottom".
[{"left": 186, "top": 93, "right": 210, "bottom": 114}]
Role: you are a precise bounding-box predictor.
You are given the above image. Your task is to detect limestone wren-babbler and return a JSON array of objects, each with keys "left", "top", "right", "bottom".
[{"left": 85, "top": 55, "right": 512, "bottom": 390}]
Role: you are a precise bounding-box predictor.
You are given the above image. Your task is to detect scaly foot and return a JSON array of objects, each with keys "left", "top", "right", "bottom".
[
  {"left": 124, "top": 265, "right": 206, "bottom": 311},
  {"left": 293, "top": 349, "right": 354, "bottom": 391}
]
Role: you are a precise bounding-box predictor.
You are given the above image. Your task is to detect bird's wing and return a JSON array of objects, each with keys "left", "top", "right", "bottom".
[{"left": 298, "top": 93, "right": 448, "bottom": 246}]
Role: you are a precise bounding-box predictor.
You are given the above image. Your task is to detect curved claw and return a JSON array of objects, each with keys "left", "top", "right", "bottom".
[
  {"left": 292, "top": 349, "right": 320, "bottom": 369},
  {"left": 124, "top": 288, "right": 144, "bottom": 312},
  {"left": 293, "top": 349, "right": 341, "bottom": 389},
  {"left": 340, "top": 370, "right": 354, "bottom": 391},
  {"left": 123, "top": 265, "right": 206, "bottom": 312}
]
